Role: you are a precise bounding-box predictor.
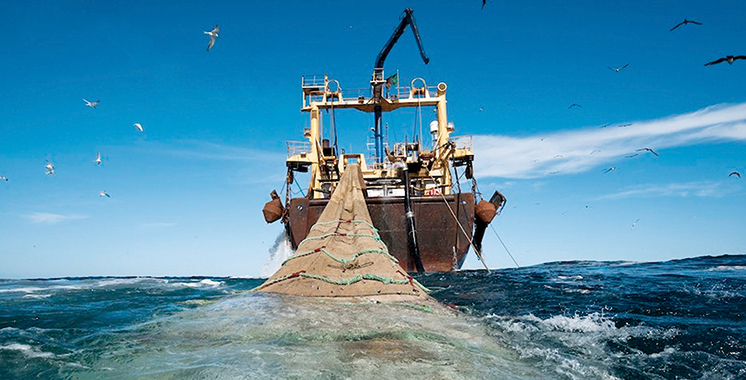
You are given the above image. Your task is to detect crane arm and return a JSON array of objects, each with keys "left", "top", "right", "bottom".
[{"left": 374, "top": 8, "right": 429, "bottom": 70}]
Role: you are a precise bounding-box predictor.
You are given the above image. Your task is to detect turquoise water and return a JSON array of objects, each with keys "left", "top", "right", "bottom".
[{"left": 2, "top": 255, "right": 745, "bottom": 379}]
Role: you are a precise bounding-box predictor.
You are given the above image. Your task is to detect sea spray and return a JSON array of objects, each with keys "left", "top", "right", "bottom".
[{"left": 261, "top": 232, "right": 294, "bottom": 277}]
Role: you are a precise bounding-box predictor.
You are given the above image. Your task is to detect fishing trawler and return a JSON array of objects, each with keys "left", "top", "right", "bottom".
[{"left": 263, "top": 9, "right": 505, "bottom": 273}]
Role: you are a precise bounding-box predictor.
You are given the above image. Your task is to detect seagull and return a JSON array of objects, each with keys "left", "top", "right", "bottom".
[
  {"left": 568, "top": 103, "right": 581, "bottom": 109},
  {"left": 95, "top": 152, "right": 102, "bottom": 166},
  {"left": 670, "top": 19, "right": 702, "bottom": 31},
  {"left": 636, "top": 147, "right": 659, "bottom": 157},
  {"left": 134, "top": 123, "right": 144, "bottom": 132},
  {"left": 630, "top": 219, "right": 640, "bottom": 230},
  {"left": 590, "top": 149, "right": 601, "bottom": 155},
  {"left": 45, "top": 161, "right": 55, "bottom": 175},
  {"left": 99, "top": 190, "right": 110, "bottom": 198},
  {"left": 608, "top": 63, "right": 629, "bottom": 73},
  {"left": 730, "top": 171, "right": 742, "bottom": 178},
  {"left": 204, "top": 25, "right": 219, "bottom": 51},
  {"left": 83, "top": 99, "right": 100, "bottom": 109},
  {"left": 0, "top": 175, "right": 7, "bottom": 181},
  {"left": 603, "top": 166, "right": 617, "bottom": 174},
  {"left": 704, "top": 55, "right": 746, "bottom": 66}
]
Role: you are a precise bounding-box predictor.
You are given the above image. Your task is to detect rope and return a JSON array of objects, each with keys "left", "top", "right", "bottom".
[
  {"left": 310, "top": 219, "right": 377, "bottom": 231},
  {"left": 284, "top": 247, "right": 399, "bottom": 266},
  {"left": 490, "top": 223, "right": 520, "bottom": 268},
  {"left": 300, "top": 231, "right": 383, "bottom": 243},
  {"left": 255, "top": 271, "right": 430, "bottom": 293},
  {"left": 425, "top": 168, "right": 490, "bottom": 272}
]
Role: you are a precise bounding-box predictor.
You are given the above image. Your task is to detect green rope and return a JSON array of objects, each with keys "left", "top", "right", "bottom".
[
  {"left": 300, "top": 272, "right": 363, "bottom": 285},
  {"left": 310, "top": 219, "right": 377, "bottom": 231},
  {"left": 283, "top": 248, "right": 399, "bottom": 266},
  {"left": 257, "top": 271, "right": 430, "bottom": 293},
  {"left": 362, "top": 273, "right": 409, "bottom": 285},
  {"left": 301, "top": 232, "right": 383, "bottom": 243}
]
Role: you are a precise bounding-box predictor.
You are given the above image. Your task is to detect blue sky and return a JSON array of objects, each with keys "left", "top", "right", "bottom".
[{"left": 1, "top": 1, "right": 744, "bottom": 278}]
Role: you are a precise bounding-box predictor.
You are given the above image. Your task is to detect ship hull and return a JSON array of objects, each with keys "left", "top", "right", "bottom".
[{"left": 285, "top": 193, "right": 475, "bottom": 272}]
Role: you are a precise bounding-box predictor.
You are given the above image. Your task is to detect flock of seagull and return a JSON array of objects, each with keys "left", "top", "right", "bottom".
[
  {"left": 561, "top": 18, "right": 743, "bottom": 179},
  {"left": 0, "top": 26, "right": 223, "bottom": 193}
]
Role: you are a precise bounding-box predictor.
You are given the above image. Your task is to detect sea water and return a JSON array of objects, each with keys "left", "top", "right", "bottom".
[{"left": 1, "top": 254, "right": 745, "bottom": 379}]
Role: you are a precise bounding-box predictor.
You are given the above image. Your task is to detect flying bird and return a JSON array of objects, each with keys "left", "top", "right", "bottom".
[
  {"left": 568, "top": 103, "right": 581, "bottom": 109},
  {"left": 83, "top": 99, "right": 100, "bottom": 109},
  {"left": 608, "top": 63, "right": 629, "bottom": 73},
  {"left": 204, "top": 25, "right": 219, "bottom": 51},
  {"left": 730, "top": 171, "right": 742, "bottom": 178},
  {"left": 99, "top": 190, "right": 110, "bottom": 198},
  {"left": 636, "top": 147, "right": 659, "bottom": 157},
  {"left": 630, "top": 219, "right": 640, "bottom": 230},
  {"left": 670, "top": 19, "right": 702, "bottom": 31},
  {"left": 95, "top": 152, "right": 102, "bottom": 166},
  {"left": 134, "top": 123, "right": 144, "bottom": 132},
  {"left": 45, "top": 161, "right": 55, "bottom": 175},
  {"left": 704, "top": 55, "right": 746, "bottom": 66},
  {"left": 0, "top": 175, "right": 7, "bottom": 181},
  {"left": 482, "top": 0, "right": 487, "bottom": 9},
  {"left": 603, "top": 166, "right": 617, "bottom": 174}
]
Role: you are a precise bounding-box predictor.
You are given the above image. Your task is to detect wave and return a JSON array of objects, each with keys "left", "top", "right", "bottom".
[{"left": 0, "top": 343, "right": 58, "bottom": 359}]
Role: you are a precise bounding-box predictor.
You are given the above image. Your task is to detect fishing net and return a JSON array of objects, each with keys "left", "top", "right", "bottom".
[{"left": 256, "top": 164, "right": 431, "bottom": 302}]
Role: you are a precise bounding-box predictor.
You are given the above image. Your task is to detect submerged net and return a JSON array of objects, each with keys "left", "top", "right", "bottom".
[{"left": 256, "top": 164, "right": 431, "bottom": 302}]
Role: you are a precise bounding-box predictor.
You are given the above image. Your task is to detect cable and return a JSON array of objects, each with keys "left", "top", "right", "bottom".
[{"left": 490, "top": 223, "right": 520, "bottom": 268}]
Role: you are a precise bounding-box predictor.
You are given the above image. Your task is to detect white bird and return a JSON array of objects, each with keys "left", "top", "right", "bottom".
[
  {"left": 0, "top": 175, "right": 7, "bottom": 181},
  {"left": 95, "top": 152, "right": 102, "bottom": 166},
  {"left": 603, "top": 166, "right": 617, "bottom": 174},
  {"left": 83, "top": 98, "right": 100, "bottom": 109},
  {"left": 630, "top": 218, "right": 640, "bottom": 230},
  {"left": 45, "top": 161, "right": 55, "bottom": 175},
  {"left": 134, "top": 123, "right": 144, "bottom": 132},
  {"left": 204, "top": 25, "right": 219, "bottom": 51},
  {"left": 99, "top": 190, "right": 110, "bottom": 198},
  {"left": 608, "top": 63, "right": 629, "bottom": 73}
]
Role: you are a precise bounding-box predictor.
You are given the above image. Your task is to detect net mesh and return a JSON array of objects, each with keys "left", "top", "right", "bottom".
[{"left": 256, "top": 164, "right": 431, "bottom": 302}]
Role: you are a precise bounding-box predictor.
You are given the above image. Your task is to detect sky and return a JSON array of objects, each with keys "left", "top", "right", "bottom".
[{"left": 1, "top": 0, "right": 744, "bottom": 278}]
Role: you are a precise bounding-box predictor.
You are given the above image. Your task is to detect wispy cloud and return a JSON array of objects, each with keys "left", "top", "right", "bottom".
[
  {"left": 474, "top": 103, "right": 746, "bottom": 179},
  {"left": 597, "top": 181, "right": 737, "bottom": 200},
  {"left": 22, "top": 212, "right": 88, "bottom": 225}
]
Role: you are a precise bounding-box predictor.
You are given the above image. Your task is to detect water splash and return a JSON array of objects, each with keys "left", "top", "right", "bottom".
[{"left": 261, "top": 232, "right": 294, "bottom": 278}]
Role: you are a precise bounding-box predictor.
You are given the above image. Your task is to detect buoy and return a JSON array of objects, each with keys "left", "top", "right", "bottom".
[
  {"left": 262, "top": 190, "right": 283, "bottom": 223},
  {"left": 475, "top": 200, "right": 497, "bottom": 224}
]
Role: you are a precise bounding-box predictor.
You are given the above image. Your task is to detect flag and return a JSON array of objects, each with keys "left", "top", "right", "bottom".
[{"left": 385, "top": 72, "right": 398, "bottom": 87}]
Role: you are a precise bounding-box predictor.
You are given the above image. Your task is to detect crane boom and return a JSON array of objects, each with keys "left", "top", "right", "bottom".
[
  {"left": 371, "top": 9, "right": 430, "bottom": 164},
  {"left": 374, "top": 8, "right": 430, "bottom": 69}
]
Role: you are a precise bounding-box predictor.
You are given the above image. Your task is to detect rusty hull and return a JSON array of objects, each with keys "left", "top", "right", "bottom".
[{"left": 285, "top": 193, "right": 475, "bottom": 272}]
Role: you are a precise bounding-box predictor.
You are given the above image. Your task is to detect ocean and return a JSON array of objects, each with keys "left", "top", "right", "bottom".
[{"left": 1, "top": 254, "right": 744, "bottom": 379}]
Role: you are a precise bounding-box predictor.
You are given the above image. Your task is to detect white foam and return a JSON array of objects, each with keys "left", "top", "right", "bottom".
[
  {"left": 542, "top": 313, "right": 617, "bottom": 333},
  {"left": 261, "top": 232, "right": 294, "bottom": 277},
  {"left": 709, "top": 265, "right": 746, "bottom": 271},
  {"left": 172, "top": 279, "right": 223, "bottom": 288},
  {"left": 0, "top": 343, "right": 57, "bottom": 359}
]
